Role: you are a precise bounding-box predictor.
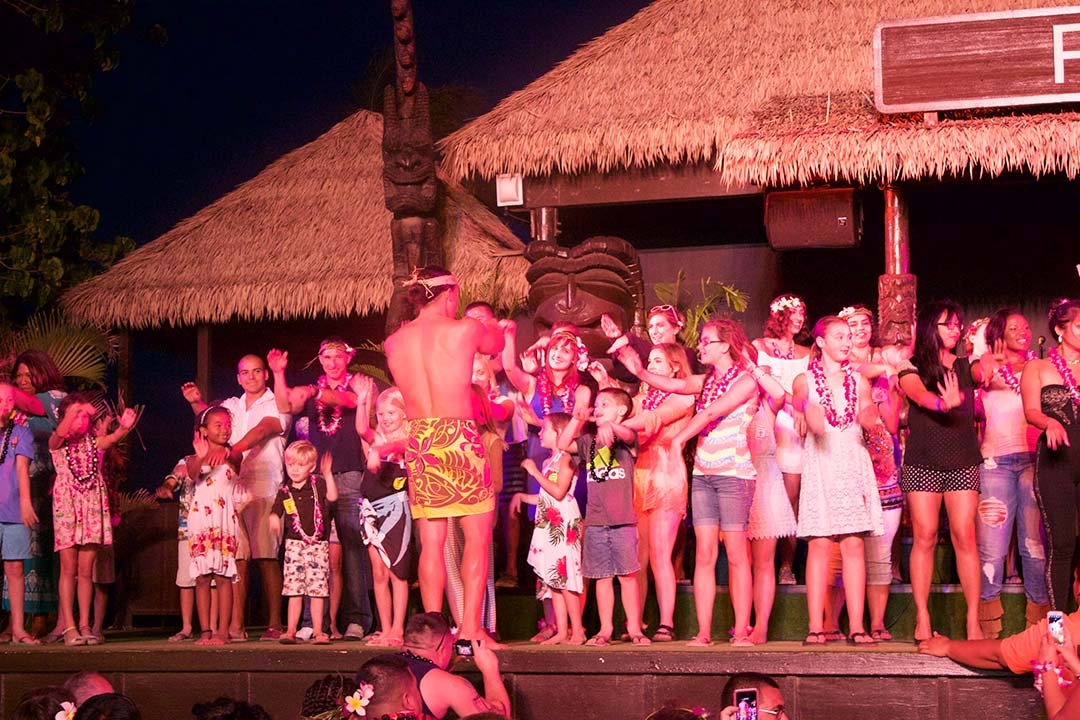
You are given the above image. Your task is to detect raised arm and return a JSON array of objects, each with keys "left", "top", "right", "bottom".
[
  {"left": 350, "top": 375, "right": 376, "bottom": 444},
  {"left": 672, "top": 374, "right": 756, "bottom": 448},
  {"left": 267, "top": 349, "right": 310, "bottom": 414},
  {"left": 615, "top": 346, "right": 703, "bottom": 395},
  {"left": 320, "top": 452, "right": 338, "bottom": 503},
  {"left": 12, "top": 388, "right": 44, "bottom": 417},
  {"left": 97, "top": 406, "right": 140, "bottom": 452},
  {"left": 498, "top": 320, "right": 535, "bottom": 396},
  {"left": 623, "top": 393, "right": 695, "bottom": 444},
  {"left": 180, "top": 382, "right": 209, "bottom": 415},
  {"left": 897, "top": 365, "right": 962, "bottom": 415}
]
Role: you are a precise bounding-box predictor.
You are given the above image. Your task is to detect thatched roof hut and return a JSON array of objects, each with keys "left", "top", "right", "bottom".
[
  {"left": 63, "top": 111, "right": 528, "bottom": 329},
  {"left": 439, "top": 0, "right": 1080, "bottom": 187}
]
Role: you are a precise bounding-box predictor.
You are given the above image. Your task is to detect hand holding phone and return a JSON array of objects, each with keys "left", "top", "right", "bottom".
[
  {"left": 734, "top": 688, "right": 758, "bottom": 720},
  {"left": 1049, "top": 610, "right": 1066, "bottom": 645}
]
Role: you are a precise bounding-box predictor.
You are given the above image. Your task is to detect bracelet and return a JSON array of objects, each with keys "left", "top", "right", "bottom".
[{"left": 934, "top": 397, "right": 945, "bottom": 413}]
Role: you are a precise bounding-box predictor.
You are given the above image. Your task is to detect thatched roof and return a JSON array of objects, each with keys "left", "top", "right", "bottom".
[
  {"left": 440, "top": 0, "right": 1080, "bottom": 186},
  {"left": 63, "top": 111, "right": 528, "bottom": 329}
]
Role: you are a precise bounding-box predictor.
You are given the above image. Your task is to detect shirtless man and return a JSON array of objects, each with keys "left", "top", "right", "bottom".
[{"left": 384, "top": 266, "right": 504, "bottom": 644}]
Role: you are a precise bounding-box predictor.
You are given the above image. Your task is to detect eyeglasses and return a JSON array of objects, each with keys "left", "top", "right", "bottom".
[
  {"left": 759, "top": 708, "right": 788, "bottom": 719},
  {"left": 697, "top": 339, "right": 723, "bottom": 347}
]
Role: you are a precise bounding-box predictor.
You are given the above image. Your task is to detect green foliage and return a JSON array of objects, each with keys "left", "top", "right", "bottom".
[
  {"left": 0, "top": 0, "right": 136, "bottom": 323},
  {"left": 0, "top": 310, "right": 117, "bottom": 387},
  {"left": 652, "top": 271, "right": 749, "bottom": 347}
]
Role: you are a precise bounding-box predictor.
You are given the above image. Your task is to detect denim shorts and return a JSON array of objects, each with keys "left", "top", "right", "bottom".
[
  {"left": 0, "top": 522, "right": 31, "bottom": 561},
  {"left": 582, "top": 524, "right": 639, "bottom": 579},
  {"left": 690, "top": 474, "right": 753, "bottom": 532}
]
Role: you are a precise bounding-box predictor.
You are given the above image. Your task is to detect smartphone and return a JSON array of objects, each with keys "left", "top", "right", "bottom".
[
  {"left": 1049, "top": 610, "right": 1066, "bottom": 645},
  {"left": 454, "top": 638, "right": 474, "bottom": 657},
  {"left": 734, "top": 688, "right": 758, "bottom": 720}
]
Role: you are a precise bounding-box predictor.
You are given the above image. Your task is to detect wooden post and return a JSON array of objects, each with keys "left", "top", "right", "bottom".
[
  {"left": 878, "top": 185, "right": 917, "bottom": 346},
  {"left": 196, "top": 325, "right": 212, "bottom": 400},
  {"left": 530, "top": 207, "right": 559, "bottom": 242}
]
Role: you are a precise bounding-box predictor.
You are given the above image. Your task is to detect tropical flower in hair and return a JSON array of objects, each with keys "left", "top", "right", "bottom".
[
  {"left": 55, "top": 702, "right": 76, "bottom": 720},
  {"left": 342, "top": 683, "right": 374, "bottom": 717},
  {"left": 770, "top": 296, "right": 802, "bottom": 315}
]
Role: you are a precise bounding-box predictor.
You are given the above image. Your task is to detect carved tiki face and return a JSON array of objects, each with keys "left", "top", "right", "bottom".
[{"left": 382, "top": 83, "right": 436, "bottom": 217}]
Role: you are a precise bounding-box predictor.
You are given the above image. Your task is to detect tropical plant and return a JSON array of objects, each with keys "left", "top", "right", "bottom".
[
  {"left": 0, "top": 310, "right": 117, "bottom": 387},
  {"left": 651, "top": 271, "right": 749, "bottom": 347}
]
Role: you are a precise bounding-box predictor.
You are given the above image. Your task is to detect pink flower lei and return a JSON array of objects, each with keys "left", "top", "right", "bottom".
[
  {"left": 537, "top": 370, "right": 579, "bottom": 416},
  {"left": 696, "top": 365, "right": 741, "bottom": 433},
  {"left": 809, "top": 359, "right": 858, "bottom": 429},
  {"left": 1049, "top": 348, "right": 1080, "bottom": 407},
  {"left": 286, "top": 475, "right": 324, "bottom": 545},
  {"left": 641, "top": 385, "right": 671, "bottom": 411},
  {"left": 997, "top": 351, "right": 1034, "bottom": 395},
  {"left": 316, "top": 373, "right": 353, "bottom": 436}
]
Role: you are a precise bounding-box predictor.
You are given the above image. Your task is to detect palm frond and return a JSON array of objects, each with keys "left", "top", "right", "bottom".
[
  {"left": 650, "top": 271, "right": 748, "bottom": 347},
  {"left": 0, "top": 311, "right": 117, "bottom": 387}
]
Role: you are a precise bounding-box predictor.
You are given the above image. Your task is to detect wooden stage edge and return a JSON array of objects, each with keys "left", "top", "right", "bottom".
[{"left": 0, "top": 638, "right": 1043, "bottom": 720}]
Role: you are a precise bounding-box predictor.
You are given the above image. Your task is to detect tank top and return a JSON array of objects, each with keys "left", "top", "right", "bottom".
[
  {"left": 1041, "top": 385, "right": 1080, "bottom": 433},
  {"left": 901, "top": 356, "right": 981, "bottom": 470}
]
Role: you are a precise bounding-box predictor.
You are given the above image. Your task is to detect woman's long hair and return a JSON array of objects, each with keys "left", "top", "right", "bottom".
[{"left": 912, "top": 300, "right": 963, "bottom": 390}]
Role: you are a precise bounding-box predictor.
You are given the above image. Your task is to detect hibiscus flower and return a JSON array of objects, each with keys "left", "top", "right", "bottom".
[{"left": 544, "top": 506, "right": 563, "bottom": 526}]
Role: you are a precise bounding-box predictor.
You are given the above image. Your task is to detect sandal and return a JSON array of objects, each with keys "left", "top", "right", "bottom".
[
  {"left": 651, "top": 624, "right": 676, "bottom": 642},
  {"left": 168, "top": 630, "right": 193, "bottom": 643},
  {"left": 62, "top": 626, "right": 85, "bottom": 647},
  {"left": 802, "top": 631, "right": 827, "bottom": 646},
  {"left": 530, "top": 623, "right": 557, "bottom": 643},
  {"left": 80, "top": 626, "right": 100, "bottom": 646},
  {"left": 584, "top": 634, "right": 612, "bottom": 647},
  {"left": 848, "top": 631, "right": 876, "bottom": 645},
  {"left": 823, "top": 629, "right": 847, "bottom": 643},
  {"left": 11, "top": 634, "right": 41, "bottom": 645},
  {"left": 312, "top": 634, "right": 331, "bottom": 645},
  {"left": 871, "top": 628, "right": 893, "bottom": 642}
]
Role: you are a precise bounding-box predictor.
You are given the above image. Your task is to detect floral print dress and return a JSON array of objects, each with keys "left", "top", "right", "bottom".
[
  {"left": 186, "top": 463, "right": 239, "bottom": 579},
  {"left": 527, "top": 453, "right": 583, "bottom": 595},
  {"left": 51, "top": 435, "right": 111, "bottom": 550}
]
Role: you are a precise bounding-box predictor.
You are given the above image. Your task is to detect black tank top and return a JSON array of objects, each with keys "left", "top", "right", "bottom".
[
  {"left": 901, "top": 356, "right": 982, "bottom": 470},
  {"left": 1040, "top": 385, "right": 1080, "bottom": 434},
  {"left": 400, "top": 652, "right": 441, "bottom": 719}
]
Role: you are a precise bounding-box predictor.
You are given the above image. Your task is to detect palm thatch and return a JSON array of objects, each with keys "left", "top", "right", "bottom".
[
  {"left": 62, "top": 111, "right": 528, "bottom": 329},
  {"left": 440, "top": 0, "right": 1080, "bottom": 186}
]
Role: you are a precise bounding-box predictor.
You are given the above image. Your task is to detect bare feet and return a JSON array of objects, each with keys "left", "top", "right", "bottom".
[
  {"left": 913, "top": 613, "right": 932, "bottom": 643},
  {"left": 747, "top": 628, "right": 769, "bottom": 644},
  {"left": 196, "top": 630, "right": 226, "bottom": 646},
  {"left": 541, "top": 630, "right": 567, "bottom": 645},
  {"left": 686, "top": 635, "right": 712, "bottom": 647},
  {"left": 567, "top": 630, "right": 587, "bottom": 645}
]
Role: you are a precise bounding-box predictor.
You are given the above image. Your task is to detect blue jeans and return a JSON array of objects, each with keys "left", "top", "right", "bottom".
[
  {"left": 976, "top": 452, "right": 1047, "bottom": 603},
  {"left": 335, "top": 471, "right": 374, "bottom": 632}
]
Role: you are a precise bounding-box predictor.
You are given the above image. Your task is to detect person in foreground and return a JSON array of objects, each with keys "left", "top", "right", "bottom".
[
  {"left": 719, "top": 672, "right": 790, "bottom": 720},
  {"left": 384, "top": 267, "right": 505, "bottom": 646},
  {"left": 395, "top": 611, "right": 510, "bottom": 719}
]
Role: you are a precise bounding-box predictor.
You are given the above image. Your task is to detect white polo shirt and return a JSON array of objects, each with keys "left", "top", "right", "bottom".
[{"left": 221, "top": 389, "right": 291, "bottom": 500}]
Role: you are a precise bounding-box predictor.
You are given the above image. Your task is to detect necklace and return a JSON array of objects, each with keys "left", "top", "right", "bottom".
[
  {"left": 1049, "top": 348, "right": 1080, "bottom": 407},
  {"left": 315, "top": 374, "right": 352, "bottom": 436},
  {"left": 63, "top": 435, "right": 99, "bottom": 487},
  {"left": 400, "top": 649, "right": 436, "bottom": 666},
  {"left": 809, "top": 359, "right": 858, "bottom": 428},
  {"left": 537, "top": 371, "right": 578, "bottom": 416},
  {"left": 0, "top": 424, "right": 12, "bottom": 466},
  {"left": 769, "top": 339, "right": 794, "bottom": 360},
  {"left": 997, "top": 351, "right": 1033, "bottom": 395},
  {"left": 696, "top": 365, "right": 741, "bottom": 434},
  {"left": 641, "top": 385, "right": 671, "bottom": 411},
  {"left": 286, "top": 475, "right": 324, "bottom": 545},
  {"left": 587, "top": 435, "right": 618, "bottom": 483}
]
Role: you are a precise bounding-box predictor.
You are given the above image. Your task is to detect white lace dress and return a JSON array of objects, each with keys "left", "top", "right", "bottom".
[{"left": 796, "top": 378, "right": 884, "bottom": 539}]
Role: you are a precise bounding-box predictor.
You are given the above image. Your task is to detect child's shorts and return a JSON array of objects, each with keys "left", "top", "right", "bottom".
[
  {"left": 691, "top": 474, "right": 753, "bottom": 532},
  {"left": 176, "top": 540, "right": 196, "bottom": 588},
  {"left": 582, "top": 524, "right": 639, "bottom": 579},
  {"left": 0, "top": 522, "right": 31, "bottom": 561},
  {"left": 282, "top": 539, "right": 329, "bottom": 597}
]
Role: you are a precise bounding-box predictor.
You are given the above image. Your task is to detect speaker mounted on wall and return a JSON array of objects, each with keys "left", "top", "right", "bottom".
[{"left": 764, "top": 188, "right": 862, "bottom": 249}]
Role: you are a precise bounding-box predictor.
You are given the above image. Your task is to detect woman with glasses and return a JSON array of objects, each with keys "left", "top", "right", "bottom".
[
  {"left": 752, "top": 295, "right": 811, "bottom": 586},
  {"left": 617, "top": 319, "right": 758, "bottom": 645},
  {"left": 895, "top": 299, "right": 983, "bottom": 642}
]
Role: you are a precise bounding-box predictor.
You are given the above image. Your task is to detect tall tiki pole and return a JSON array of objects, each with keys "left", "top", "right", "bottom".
[{"left": 383, "top": 0, "right": 443, "bottom": 334}]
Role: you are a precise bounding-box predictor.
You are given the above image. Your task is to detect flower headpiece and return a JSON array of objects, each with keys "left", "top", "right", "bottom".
[
  {"left": 838, "top": 305, "right": 872, "bottom": 321},
  {"left": 550, "top": 330, "right": 591, "bottom": 372},
  {"left": 319, "top": 339, "right": 357, "bottom": 358},
  {"left": 342, "top": 682, "right": 375, "bottom": 717},
  {"left": 1049, "top": 297, "right": 1072, "bottom": 321},
  {"left": 403, "top": 268, "right": 458, "bottom": 298},
  {"left": 770, "top": 296, "right": 802, "bottom": 316},
  {"left": 55, "top": 702, "right": 76, "bottom": 720}
]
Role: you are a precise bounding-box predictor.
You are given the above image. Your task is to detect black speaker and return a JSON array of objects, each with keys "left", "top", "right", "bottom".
[{"left": 765, "top": 188, "right": 862, "bottom": 249}]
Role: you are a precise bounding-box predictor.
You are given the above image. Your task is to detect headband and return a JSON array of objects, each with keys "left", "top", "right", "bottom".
[
  {"left": 403, "top": 269, "right": 458, "bottom": 299},
  {"left": 318, "top": 339, "right": 356, "bottom": 357},
  {"left": 838, "top": 306, "right": 872, "bottom": 321},
  {"left": 770, "top": 296, "right": 802, "bottom": 315}
]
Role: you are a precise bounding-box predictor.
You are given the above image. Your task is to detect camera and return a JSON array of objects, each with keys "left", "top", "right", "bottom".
[
  {"left": 734, "top": 688, "right": 758, "bottom": 720},
  {"left": 1049, "top": 610, "right": 1066, "bottom": 645},
  {"left": 454, "top": 638, "right": 474, "bottom": 657}
]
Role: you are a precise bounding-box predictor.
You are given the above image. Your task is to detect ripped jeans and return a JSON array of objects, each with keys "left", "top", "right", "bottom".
[{"left": 976, "top": 452, "right": 1048, "bottom": 604}]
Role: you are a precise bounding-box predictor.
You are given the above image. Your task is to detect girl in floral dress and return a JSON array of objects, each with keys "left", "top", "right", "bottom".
[
  {"left": 48, "top": 392, "right": 139, "bottom": 646},
  {"left": 512, "top": 412, "right": 584, "bottom": 645},
  {"left": 185, "top": 405, "right": 241, "bottom": 646}
]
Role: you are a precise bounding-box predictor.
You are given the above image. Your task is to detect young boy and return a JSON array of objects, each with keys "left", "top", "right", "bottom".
[
  {"left": 270, "top": 440, "right": 337, "bottom": 644},
  {"left": 565, "top": 387, "right": 649, "bottom": 646},
  {"left": 0, "top": 382, "right": 41, "bottom": 644}
]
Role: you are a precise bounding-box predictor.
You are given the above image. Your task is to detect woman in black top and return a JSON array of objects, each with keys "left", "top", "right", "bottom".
[
  {"left": 1021, "top": 298, "right": 1080, "bottom": 610},
  {"left": 897, "top": 300, "right": 983, "bottom": 642}
]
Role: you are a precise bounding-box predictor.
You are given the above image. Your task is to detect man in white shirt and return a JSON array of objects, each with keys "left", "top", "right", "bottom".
[{"left": 182, "top": 354, "right": 290, "bottom": 641}]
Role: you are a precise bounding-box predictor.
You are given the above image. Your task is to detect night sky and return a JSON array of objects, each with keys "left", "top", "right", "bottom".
[{"left": 73, "top": 0, "right": 653, "bottom": 244}]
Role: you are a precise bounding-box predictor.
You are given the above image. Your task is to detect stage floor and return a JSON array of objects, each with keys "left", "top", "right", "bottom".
[{"left": 0, "top": 633, "right": 1042, "bottom": 720}]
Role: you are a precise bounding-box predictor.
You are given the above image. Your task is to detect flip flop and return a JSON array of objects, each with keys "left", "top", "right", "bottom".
[
  {"left": 168, "top": 631, "right": 193, "bottom": 643},
  {"left": 823, "top": 630, "right": 847, "bottom": 643},
  {"left": 228, "top": 630, "right": 249, "bottom": 643},
  {"left": 585, "top": 634, "right": 612, "bottom": 647},
  {"left": 312, "top": 634, "right": 331, "bottom": 645},
  {"left": 848, "top": 632, "right": 876, "bottom": 645},
  {"left": 871, "top": 629, "right": 893, "bottom": 642},
  {"left": 651, "top": 624, "right": 676, "bottom": 642},
  {"left": 11, "top": 634, "right": 41, "bottom": 645},
  {"left": 802, "top": 631, "right": 827, "bottom": 646},
  {"left": 279, "top": 634, "right": 298, "bottom": 645}
]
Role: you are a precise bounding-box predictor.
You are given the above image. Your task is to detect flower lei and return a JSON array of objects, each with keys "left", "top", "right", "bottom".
[
  {"left": 641, "top": 385, "right": 671, "bottom": 411},
  {"left": 1032, "top": 660, "right": 1073, "bottom": 696},
  {"left": 809, "top": 359, "right": 858, "bottom": 429},
  {"left": 536, "top": 370, "right": 579, "bottom": 416},
  {"left": 316, "top": 373, "right": 353, "bottom": 436},
  {"left": 996, "top": 351, "right": 1034, "bottom": 395},
  {"left": 64, "top": 434, "right": 100, "bottom": 487},
  {"left": 342, "top": 682, "right": 374, "bottom": 717},
  {"left": 1049, "top": 348, "right": 1080, "bottom": 407},
  {"left": 768, "top": 339, "right": 794, "bottom": 360},
  {"left": 696, "top": 365, "right": 741, "bottom": 434},
  {"left": 55, "top": 701, "right": 76, "bottom": 720},
  {"left": 0, "top": 423, "right": 13, "bottom": 466},
  {"left": 286, "top": 475, "right": 324, "bottom": 545}
]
